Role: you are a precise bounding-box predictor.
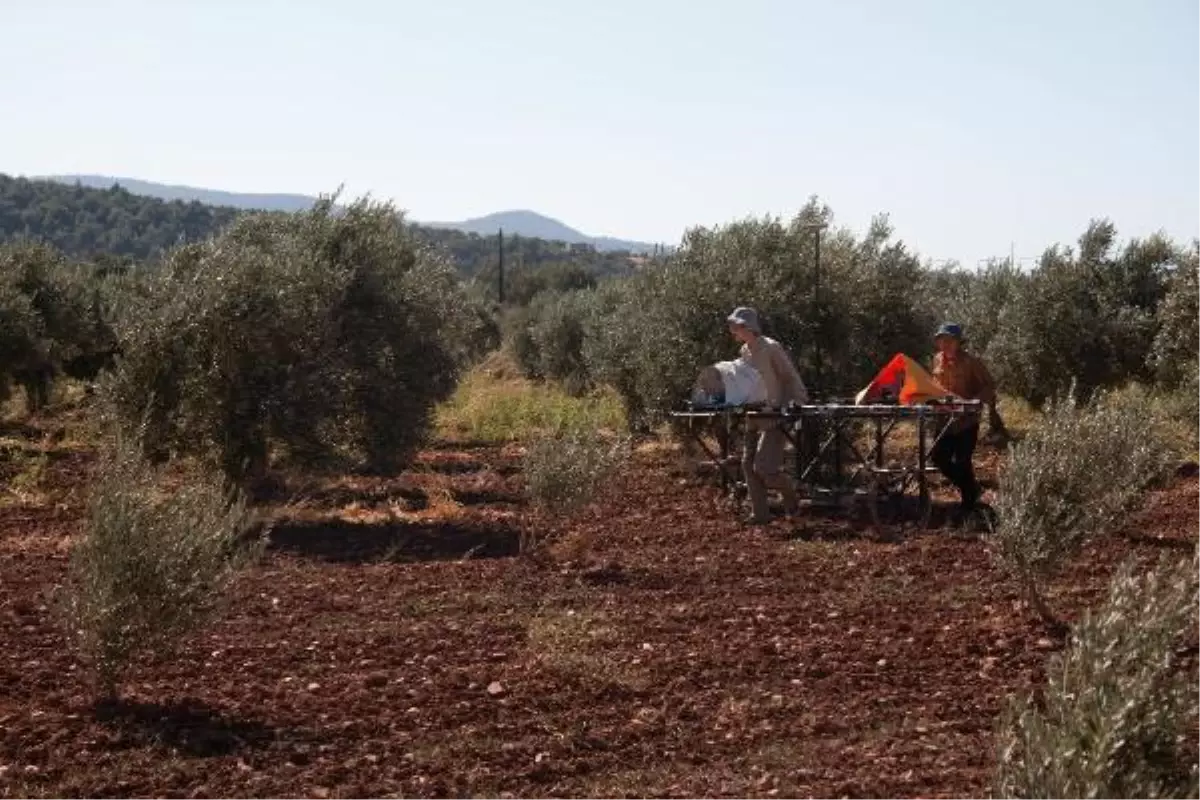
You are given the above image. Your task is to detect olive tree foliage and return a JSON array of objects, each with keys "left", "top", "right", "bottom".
[
  {"left": 987, "top": 220, "right": 1179, "bottom": 407},
  {"left": 59, "top": 426, "right": 255, "bottom": 701},
  {"left": 1150, "top": 242, "right": 1199, "bottom": 391},
  {"left": 0, "top": 240, "right": 118, "bottom": 408},
  {"left": 101, "top": 196, "right": 485, "bottom": 484},
  {"left": 995, "top": 554, "right": 1199, "bottom": 799},
  {"left": 918, "top": 258, "right": 1027, "bottom": 357},
  {"left": 990, "top": 388, "right": 1176, "bottom": 625},
  {"left": 562, "top": 200, "right": 932, "bottom": 426},
  {"left": 1146, "top": 247, "right": 1200, "bottom": 442}
]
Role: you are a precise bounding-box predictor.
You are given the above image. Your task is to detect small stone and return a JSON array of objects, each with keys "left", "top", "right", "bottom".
[
  {"left": 877, "top": 658, "right": 888, "bottom": 668},
  {"left": 487, "top": 681, "right": 505, "bottom": 697},
  {"left": 306, "top": 682, "right": 320, "bottom": 691},
  {"left": 1035, "top": 637, "right": 1057, "bottom": 650},
  {"left": 535, "top": 752, "right": 550, "bottom": 764}
]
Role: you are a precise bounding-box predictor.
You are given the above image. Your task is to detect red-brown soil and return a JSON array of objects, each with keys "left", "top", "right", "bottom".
[{"left": 1, "top": 427, "right": 1196, "bottom": 798}]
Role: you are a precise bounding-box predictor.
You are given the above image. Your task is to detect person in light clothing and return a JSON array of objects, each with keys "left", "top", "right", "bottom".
[{"left": 726, "top": 307, "right": 809, "bottom": 524}]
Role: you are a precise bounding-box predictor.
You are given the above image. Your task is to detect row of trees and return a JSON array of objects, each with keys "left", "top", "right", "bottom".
[
  {"left": 505, "top": 199, "right": 1198, "bottom": 428},
  {"left": 3, "top": 189, "right": 1194, "bottom": 471},
  {"left": 0, "top": 197, "right": 498, "bottom": 486}
]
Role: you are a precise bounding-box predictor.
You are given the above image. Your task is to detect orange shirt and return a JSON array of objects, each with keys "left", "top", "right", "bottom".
[{"left": 931, "top": 350, "right": 996, "bottom": 405}]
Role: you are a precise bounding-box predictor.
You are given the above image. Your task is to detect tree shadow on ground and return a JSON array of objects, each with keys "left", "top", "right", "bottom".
[
  {"left": 1121, "top": 533, "right": 1197, "bottom": 552},
  {"left": 418, "top": 458, "right": 522, "bottom": 477},
  {"left": 92, "top": 698, "right": 278, "bottom": 758},
  {"left": 0, "top": 419, "right": 46, "bottom": 441},
  {"left": 247, "top": 477, "right": 430, "bottom": 509},
  {"left": 452, "top": 487, "right": 525, "bottom": 506},
  {"left": 783, "top": 506, "right": 877, "bottom": 542},
  {"left": 265, "top": 518, "right": 521, "bottom": 563},
  {"left": 781, "top": 498, "right": 989, "bottom": 542}
]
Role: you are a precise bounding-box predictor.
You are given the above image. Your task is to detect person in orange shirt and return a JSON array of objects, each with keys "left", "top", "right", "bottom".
[{"left": 929, "top": 323, "right": 996, "bottom": 516}]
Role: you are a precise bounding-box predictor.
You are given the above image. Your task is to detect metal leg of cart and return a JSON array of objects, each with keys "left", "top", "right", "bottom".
[{"left": 865, "top": 413, "right": 933, "bottom": 531}]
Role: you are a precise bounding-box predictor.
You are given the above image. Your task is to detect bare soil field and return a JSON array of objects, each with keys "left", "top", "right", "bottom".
[{"left": 1, "top": 420, "right": 1196, "bottom": 798}]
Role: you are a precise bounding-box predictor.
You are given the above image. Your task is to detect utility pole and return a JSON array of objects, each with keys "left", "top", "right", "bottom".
[
  {"left": 497, "top": 228, "right": 505, "bottom": 306},
  {"left": 814, "top": 224, "right": 823, "bottom": 399},
  {"left": 800, "top": 221, "right": 829, "bottom": 400}
]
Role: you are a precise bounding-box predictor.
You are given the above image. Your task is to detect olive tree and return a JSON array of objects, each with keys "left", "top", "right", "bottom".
[
  {"left": 996, "top": 554, "right": 1199, "bottom": 799},
  {"left": 0, "top": 241, "right": 118, "bottom": 410},
  {"left": 990, "top": 389, "right": 1176, "bottom": 625},
  {"left": 987, "top": 221, "right": 1177, "bottom": 407},
  {"left": 102, "top": 195, "right": 479, "bottom": 484},
  {"left": 574, "top": 200, "right": 933, "bottom": 423}
]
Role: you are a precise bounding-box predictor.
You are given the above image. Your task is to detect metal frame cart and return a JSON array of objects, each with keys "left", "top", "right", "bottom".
[{"left": 669, "top": 399, "right": 983, "bottom": 527}]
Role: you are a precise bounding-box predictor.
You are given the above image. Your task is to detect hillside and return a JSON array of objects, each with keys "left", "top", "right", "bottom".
[
  {"left": 0, "top": 174, "right": 639, "bottom": 282},
  {"left": 37, "top": 175, "right": 659, "bottom": 253},
  {"left": 424, "top": 209, "right": 657, "bottom": 253},
  {"left": 33, "top": 174, "right": 319, "bottom": 213}
]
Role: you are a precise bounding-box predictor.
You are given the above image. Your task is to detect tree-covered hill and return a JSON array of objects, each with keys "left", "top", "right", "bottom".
[{"left": 0, "top": 174, "right": 640, "bottom": 280}]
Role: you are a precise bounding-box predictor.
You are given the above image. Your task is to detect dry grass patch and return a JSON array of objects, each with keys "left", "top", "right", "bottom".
[
  {"left": 436, "top": 353, "right": 625, "bottom": 444},
  {"left": 525, "top": 608, "right": 650, "bottom": 690}
]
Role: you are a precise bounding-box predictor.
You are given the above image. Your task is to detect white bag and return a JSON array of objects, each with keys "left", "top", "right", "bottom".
[
  {"left": 692, "top": 358, "right": 767, "bottom": 406},
  {"left": 717, "top": 358, "right": 767, "bottom": 405}
]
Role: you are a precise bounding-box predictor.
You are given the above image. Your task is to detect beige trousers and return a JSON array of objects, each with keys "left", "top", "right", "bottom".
[{"left": 742, "top": 418, "right": 798, "bottom": 521}]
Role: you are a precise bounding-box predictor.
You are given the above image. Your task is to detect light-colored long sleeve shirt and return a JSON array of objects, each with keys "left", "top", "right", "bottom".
[{"left": 739, "top": 336, "right": 809, "bottom": 408}]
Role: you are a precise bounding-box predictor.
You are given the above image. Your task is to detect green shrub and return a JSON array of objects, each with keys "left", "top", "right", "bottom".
[
  {"left": 524, "top": 428, "right": 627, "bottom": 515},
  {"left": 990, "top": 388, "right": 1177, "bottom": 623},
  {"left": 1151, "top": 246, "right": 1199, "bottom": 390},
  {"left": 59, "top": 430, "right": 256, "bottom": 700},
  {"left": 503, "top": 296, "right": 550, "bottom": 380},
  {"left": 920, "top": 259, "right": 1026, "bottom": 357},
  {"left": 581, "top": 279, "right": 649, "bottom": 431},
  {"left": 529, "top": 290, "right": 594, "bottom": 395},
  {"left": 569, "top": 204, "right": 936, "bottom": 425},
  {"left": 102, "top": 195, "right": 477, "bottom": 483},
  {"left": 995, "top": 554, "right": 1199, "bottom": 799},
  {"left": 986, "top": 221, "right": 1178, "bottom": 407},
  {"left": 0, "top": 241, "right": 118, "bottom": 409}
]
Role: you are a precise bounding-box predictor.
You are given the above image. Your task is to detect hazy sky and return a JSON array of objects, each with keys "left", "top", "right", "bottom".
[{"left": 4, "top": 0, "right": 1197, "bottom": 264}]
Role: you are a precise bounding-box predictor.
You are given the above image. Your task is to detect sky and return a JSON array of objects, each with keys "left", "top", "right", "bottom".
[{"left": 3, "top": 0, "right": 1197, "bottom": 265}]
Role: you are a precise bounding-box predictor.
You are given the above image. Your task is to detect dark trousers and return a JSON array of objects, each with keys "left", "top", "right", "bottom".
[{"left": 931, "top": 423, "right": 981, "bottom": 508}]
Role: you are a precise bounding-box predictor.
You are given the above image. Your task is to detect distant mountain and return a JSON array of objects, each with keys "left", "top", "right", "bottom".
[
  {"left": 424, "top": 210, "right": 655, "bottom": 254},
  {"left": 36, "top": 175, "right": 659, "bottom": 253}
]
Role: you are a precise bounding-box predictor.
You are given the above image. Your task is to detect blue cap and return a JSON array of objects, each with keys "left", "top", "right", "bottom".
[{"left": 934, "top": 322, "right": 963, "bottom": 340}]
